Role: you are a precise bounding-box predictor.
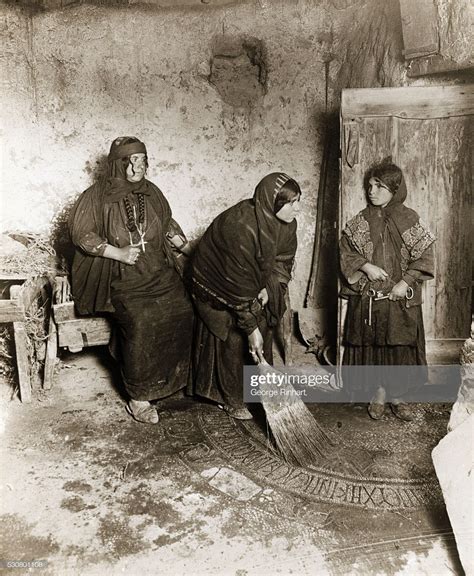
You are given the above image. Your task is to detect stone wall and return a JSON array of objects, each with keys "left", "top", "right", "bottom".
[{"left": 0, "top": 0, "right": 463, "bottom": 307}]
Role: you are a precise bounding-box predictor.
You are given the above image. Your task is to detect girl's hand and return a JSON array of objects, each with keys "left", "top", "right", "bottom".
[
  {"left": 248, "top": 328, "right": 265, "bottom": 364},
  {"left": 389, "top": 280, "right": 409, "bottom": 301},
  {"left": 257, "top": 288, "right": 269, "bottom": 307},
  {"left": 361, "top": 263, "right": 389, "bottom": 282}
]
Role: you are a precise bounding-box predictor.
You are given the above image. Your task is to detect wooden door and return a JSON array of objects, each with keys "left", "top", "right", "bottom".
[{"left": 339, "top": 85, "right": 473, "bottom": 364}]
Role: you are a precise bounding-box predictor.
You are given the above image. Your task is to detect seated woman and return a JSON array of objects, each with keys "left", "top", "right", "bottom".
[
  {"left": 69, "top": 136, "right": 193, "bottom": 424},
  {"left": 340, "top": 158, "right": 435, "bottom": 420},
  {"left": 190, "top": 172, "right": 301, "bottom": 420}
]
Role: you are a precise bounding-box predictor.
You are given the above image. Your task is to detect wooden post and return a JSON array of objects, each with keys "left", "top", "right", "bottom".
[
  {"left": 12, "top": 322, "right": 31, "bottom": 403},
  {"left": 43, "top": 314, "right": 58, "bottom": 390}
]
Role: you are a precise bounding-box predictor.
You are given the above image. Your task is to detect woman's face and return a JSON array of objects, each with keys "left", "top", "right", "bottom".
[
  {"left": 126, "top": 153, "right": 147, "bottom": 182},
  {"left": 275, "top": 195, "right": 300, "bottom": 223},
  {"left": 367, "top": 177, "right": 393, "bottom": 207}
]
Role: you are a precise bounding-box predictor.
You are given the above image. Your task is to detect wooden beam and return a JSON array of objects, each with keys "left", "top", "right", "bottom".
[
  {"left": 0, "top": 300, "right": 25, "bottom": 323},
  {"left": 13, "top": 322, "right": 31, "bottom": 403},
  {"left": 0, "top": 276, "right": 50, "bottom": 322},
  {"left": 408, "top": 55, "right": 474, "bottom": 77},
  {"left": 0, "top": 273, "right": 29, "bottom": 281},
  {"left": 341, "top": 85, "right": 474, "bottom": 119},
  {"left": 43, "top": 315, "right": 58, "bottom": 391},
  {"left": 57, "top": 318, "right": 111, "bottom": 350}
]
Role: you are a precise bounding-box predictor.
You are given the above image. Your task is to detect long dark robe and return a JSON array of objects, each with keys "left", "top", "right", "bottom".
[
  {"left": 69, "top": 177, "right": 193, "bottom": 401},
  {"left": 190, "top": 172, "right": 298, "bottom": 409},
  {"left": 340, "top": 175, "right": 435, "bottom": 400}
]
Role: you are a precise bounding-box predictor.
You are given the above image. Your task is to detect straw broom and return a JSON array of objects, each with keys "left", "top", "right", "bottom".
[{"left": 257, "top": 360, "right": 334, "bottom": 467}]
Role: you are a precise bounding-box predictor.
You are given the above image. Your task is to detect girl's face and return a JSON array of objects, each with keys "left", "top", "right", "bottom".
[
  {"left": 368, "top": 177, "right": 393, "bottom": 207},
  {"left": 275, "top": 195, "right": 300, "bottom": 223},
  {"left": 126, "top": 153, "right": 147, "bottom": 182}
]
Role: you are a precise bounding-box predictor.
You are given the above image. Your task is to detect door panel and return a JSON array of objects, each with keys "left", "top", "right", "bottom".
[{"left": 339, "top": 86, "right": 473, "bottom": 363}]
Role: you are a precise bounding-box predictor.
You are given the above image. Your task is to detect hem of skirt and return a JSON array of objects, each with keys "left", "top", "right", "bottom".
[
  {"left": 195, "top": 389, "right": 248, "bottom": 411},
  {"left": 124, "top": 381, "right": 186, "bottom": 402},
  {"left": 194, "top": 389, "right": 223, "bottom": 404}
]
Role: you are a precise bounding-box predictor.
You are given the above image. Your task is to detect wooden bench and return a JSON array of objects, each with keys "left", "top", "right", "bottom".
[
  {"left": 52, "top": 302, "right": 111, "bottom": 353},
  {"left": 43, "top": 276, "right": 112, "bottom": 390}
]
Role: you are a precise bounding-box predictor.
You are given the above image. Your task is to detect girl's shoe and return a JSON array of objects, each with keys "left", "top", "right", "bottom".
[
  {"left": 390, "top": 402, "right": 414, "bottom": 421},
  {"left": 368, "top": 386, "right": 386, "bottom": 420}
]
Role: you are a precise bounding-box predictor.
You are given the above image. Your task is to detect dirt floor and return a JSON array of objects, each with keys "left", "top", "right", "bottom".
[{"left": 0, "top": 341, "right": 465, "bottom": 576}]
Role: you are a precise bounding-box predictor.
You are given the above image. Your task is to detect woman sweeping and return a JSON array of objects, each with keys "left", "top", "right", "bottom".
[
  {"left": 190, "top": 172, "right": 301, "bottom": 420},
  {"left": 340, "top": 159, "right": 435, "bottom": 420},
  {"left": 69, "top": 136, "right": 193, "bottom": 424}
]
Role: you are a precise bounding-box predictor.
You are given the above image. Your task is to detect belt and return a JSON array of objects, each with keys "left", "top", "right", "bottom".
[{"left": 367, "top": 287, "right": 414, "bottom": 301}]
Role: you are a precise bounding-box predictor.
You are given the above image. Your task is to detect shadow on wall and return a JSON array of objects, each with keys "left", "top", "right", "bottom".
[
  {"left": 84, "top": 154, "right": 109, "bottom": 182},
  {"left": 49, "top": 154, "right": 109, "bottom": 269},
  {"left": 301, "top": 112, "right": 340, "bottom": 353},
  {"left": 50, "top": 199, "right": 76, "bottom": 270}
]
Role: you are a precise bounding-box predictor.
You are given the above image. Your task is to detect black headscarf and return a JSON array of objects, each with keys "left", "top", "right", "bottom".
[
  {"left": 192, "top": 172, "right": 298, "bottom": 311},
  {"left": 102, "top": 137, "right": 151, "bottom": 200}
]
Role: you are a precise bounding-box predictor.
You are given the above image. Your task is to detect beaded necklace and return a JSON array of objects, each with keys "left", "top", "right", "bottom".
[{"left": 123, "top": 194, "right": 147, "bottom": 251}]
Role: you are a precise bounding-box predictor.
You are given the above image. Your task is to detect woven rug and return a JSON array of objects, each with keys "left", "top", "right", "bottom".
[{"left": 166, "top": 402, "right": 450, "bottom": 512}]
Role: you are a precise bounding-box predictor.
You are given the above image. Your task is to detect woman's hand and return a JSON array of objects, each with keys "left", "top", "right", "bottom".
[
  {"left": 257, "top": 288, "right": 269, "bottom": 307},
  {"left": 388, "top": 279, "right": 409, "bottom": 301},
  {"left": 121, "top": 245, "right": 141, "bottom": 265},
  {"left": 248, "top": 328, "right": 265, "bottom": 364},
  {"left": 168, "top": 234, "right": 191, "bottom": 255},
  {"left": 104, "top": 244, "right": 141, "bottom": 265},
  {"left": 360, "top": 263, "right": 389, "bottom": 282}
]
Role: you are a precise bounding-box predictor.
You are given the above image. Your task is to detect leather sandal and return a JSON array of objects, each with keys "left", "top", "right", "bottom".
[
  {"left": 390, "top": 402, "right": 414, "bottom": 421},
  {"left": 126, "top": 400, "right": 159, "bottom": 424},
  {"left": 367, "top": 401, "right": 385, "bottom": 420}
]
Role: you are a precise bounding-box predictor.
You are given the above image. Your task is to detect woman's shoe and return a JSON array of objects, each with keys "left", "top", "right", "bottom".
[
  {"left": 390, "top": 402, "right": 414, "bottom": 421},
  {"left": 367, "top": 401, "right": 385, "bottom": 420},
  {"left": 219, "top": 404, "right": 253, "bottom": 420},
  {"left": 126, "top": 400, "right": 159, "bottom": 424},
  {"left": 368, "top": 386, "right": 386, "bottom": 420}
]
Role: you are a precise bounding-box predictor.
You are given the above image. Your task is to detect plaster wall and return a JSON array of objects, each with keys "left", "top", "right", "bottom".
[{"left": 1, "top": 0, "right": 408, "bottom": 307}]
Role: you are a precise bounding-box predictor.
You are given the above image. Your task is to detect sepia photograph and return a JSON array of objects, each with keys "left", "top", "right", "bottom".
[{"left": 0, "top": 0, "right": 472, "bottom": 574}]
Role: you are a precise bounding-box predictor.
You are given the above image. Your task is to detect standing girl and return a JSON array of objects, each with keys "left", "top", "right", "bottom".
[{"left": 340, "top": 159, "right": 435, "bottom": 420}]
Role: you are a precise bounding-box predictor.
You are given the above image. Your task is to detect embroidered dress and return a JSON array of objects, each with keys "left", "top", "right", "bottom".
[{"left": 340, "top": 173, "right": 435, "bottom": 400}]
